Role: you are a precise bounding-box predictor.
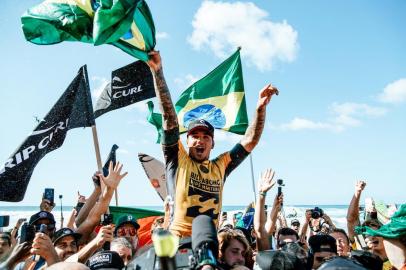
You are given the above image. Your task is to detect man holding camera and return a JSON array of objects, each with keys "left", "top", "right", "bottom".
[{"left": 147, "top": 51, "right": 279, "bottom": 237}]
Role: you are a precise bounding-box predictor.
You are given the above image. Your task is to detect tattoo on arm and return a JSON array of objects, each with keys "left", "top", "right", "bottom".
[
  {"left": 241, "top": 107, "right": 266, "bottom": 152},
  {"left": 152, "top": 68, "right": 178, "bottom": 130}
]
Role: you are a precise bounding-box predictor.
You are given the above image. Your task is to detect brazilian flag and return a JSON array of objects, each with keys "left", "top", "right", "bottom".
[
  {"left": 21, "top": 0, "right": 155, "bottom": 61},
  {"left": 148, "top": 48, "right": 248, "bottom": 142}
]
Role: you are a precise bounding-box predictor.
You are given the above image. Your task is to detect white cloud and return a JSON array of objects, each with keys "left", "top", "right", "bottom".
[
  {"left": 277, "top": 117, "right": 337, "bottom": 131},
  {"left": 91, "top": 76, "right": 109, "bottom": 98},
  {"left": 272, "top": 102, "right": 386, "bottom": 132},
  {"left": 174, "top": 74, "right": 199, "bottom": 91},
  {"left": 378, "top": 78, "right": 406, "bottom": 104},
  {"left": 330, "top": 102, "right": 386, "bottom": 127},
  {"left": 188, "top": 1, "right": 299, "bottom": 71},
  {"left": 156, "top": 31, "right": 169, "bottom": 40}
]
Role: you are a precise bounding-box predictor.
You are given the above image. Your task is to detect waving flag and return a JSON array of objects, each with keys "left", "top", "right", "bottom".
[
  {"left": 147, "top": 49, "right": 248, "bottom": 142},
  {"left": 94, "top": 60, "right": 155, "bottom": 118},
  {"left": 21, "top": 0, "right": 156, "bottom": 61},
  {"left": 0, "top": 66, "right": 94, "bottom": 202}
]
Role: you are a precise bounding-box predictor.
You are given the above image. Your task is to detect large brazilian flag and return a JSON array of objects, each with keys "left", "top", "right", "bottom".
[
  {"left": 21, "top": 0, "right": 155, "bottom": 61},
  {"left": 148, "top": 48, "right": 248, "bottom": 142}
]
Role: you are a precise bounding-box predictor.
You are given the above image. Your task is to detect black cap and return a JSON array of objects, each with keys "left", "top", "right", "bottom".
[
  {"left": 87, "top": 250, "right": 124, "bottom": 270},
  {"left": 29, "top": 211, "right": 56, "bottom": 225},
  {"left": 187, "top": 119, "right": 214, "bottom": 137},
  {"left": 114, "top": 215, "right": 140, "bottom": 235},
  {"left": 52, "top": 228, "right": 82, "bottom": 244},
  {"left": 308, "top": 234, "right": 337, "bottom": 253},
  {"left": 256, "top": 250, "right": 304, "bottom": 270}
]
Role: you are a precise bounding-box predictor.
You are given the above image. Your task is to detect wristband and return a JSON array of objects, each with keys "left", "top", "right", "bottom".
[{"left": 259, "top": 191, "right": 267, "bottom": 197}]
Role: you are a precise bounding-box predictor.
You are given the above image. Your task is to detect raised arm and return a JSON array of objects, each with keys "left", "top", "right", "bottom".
[
  {"left": 265, "top": 193, "right": 283, "bottom": 236},
  {"left": 76, "top": 162, "right": 127, "bottom": 243},
  {"left": 147, "top": 51, "right": 178, "bottom": 131},
  {"left": 240, "top": 84, "right": 278, "bottom": 152},
  {"left": 254, "top": 169, "right": 276, "bottom": 251},
  {"left": 347, "top": 180, "right": 366, "bottom": 243},
  {"left": 75, "top": 173, "right": 102, "bottom": 227}
]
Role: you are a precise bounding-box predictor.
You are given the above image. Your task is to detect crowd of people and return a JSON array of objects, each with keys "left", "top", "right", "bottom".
[{"left": 0, "top": 51, "right": 404, "bottom": 269}]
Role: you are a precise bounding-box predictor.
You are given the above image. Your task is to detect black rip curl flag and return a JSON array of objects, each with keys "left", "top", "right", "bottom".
[
  {"left": 0, "top": 66, "right": 95, "bottom": 202},
  {"left": 94, "top": 60, "right": 155, "bottom": 118}
]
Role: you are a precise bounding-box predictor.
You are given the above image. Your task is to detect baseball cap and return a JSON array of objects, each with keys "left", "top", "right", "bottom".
[
  {"left": 308, "top": 234, "right": 337, "bottom": 253},
  {"left": 187, "top": 119, "right": 214, "bottom": 137},
  {"left": 87, "top": 250, "right": 124, "bottom": 270},
  {"left": 256, "top": 250, "right": 304, "bottom": 270},
  {"left": 29, "top": 211, "right": 56, "bottom": 225},
  {"left": 114, "top": 215, "right": 140, "bottom": 235},
  {"left": 52, "top": 228, "right": 82, "bottom": 244},
  {"left": 291, "top": 219, "right": 300, "bottom": 225},
  {"left": 355, "top": 204, "right": 406, "bottom": 239}
]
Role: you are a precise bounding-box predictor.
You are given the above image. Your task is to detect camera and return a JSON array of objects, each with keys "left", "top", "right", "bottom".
[
  {"left": 101, "top": 214, "right": 113, "bottom": 226},
  {"left": 19, "top": 222, "right": 36, "bottom": 244},
  {"left": 100, "top": 214, "right": 113, "bottom": 250},
  {"left": 311, "top": 207, "right": 324, "bottom": 219},
  {"left": 277, "top": 179, "right": 284, "bottom": 197}
]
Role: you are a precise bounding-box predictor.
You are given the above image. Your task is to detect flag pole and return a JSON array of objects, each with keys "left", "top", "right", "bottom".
[
  {"left": 249, "top": 154, "right": 256, "bottom": 203},
  {"left": 91, "top": 125, "right": 119, "bottom": 206}
]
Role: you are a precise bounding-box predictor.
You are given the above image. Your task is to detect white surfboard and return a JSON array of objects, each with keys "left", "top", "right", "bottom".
[{"left": 138, "top": 153, "right": 167, "bottom": 201}]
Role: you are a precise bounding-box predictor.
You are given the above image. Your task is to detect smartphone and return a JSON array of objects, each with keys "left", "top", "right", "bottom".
[
  {"left": 44, "top": 188, "right": 54, "bottom": 204},
  {"left": 278, "top": 186, "right": 282, "bottom": 197},
  {"left": 19, "top": 222, "right": 36, "bottom": 244},
  {"left": 0, "top": 216, "right": 10, "bottom": 227}
]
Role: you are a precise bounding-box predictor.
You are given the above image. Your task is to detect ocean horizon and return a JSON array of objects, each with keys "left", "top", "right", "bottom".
[{"left": 0, "top": 205, "right": 351, "bottom": 232}]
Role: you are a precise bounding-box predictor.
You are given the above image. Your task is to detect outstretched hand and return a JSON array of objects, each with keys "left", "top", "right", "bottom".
[
  {"left": 355, "top": 180, "right": 366, "bottom": 194},
  {"left": 98, "top": 162, "right": 128, "bottom": 190},
  {"left": 258, "top": 169, "right": 276, "bottom": 193},
  {"left": 257, "top": 83, "right": 279, "bottom": 109},
  {"left": 147, "top": 50, "right": 162, "bottom": 72}
]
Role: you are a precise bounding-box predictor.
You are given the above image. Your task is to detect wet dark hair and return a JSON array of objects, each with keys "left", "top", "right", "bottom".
[
  {"left": 277, "top": 227, "right": 299, "bottom": 241},
  {"left": 330, "top": 228, "right": 350, "bottom": 245}
]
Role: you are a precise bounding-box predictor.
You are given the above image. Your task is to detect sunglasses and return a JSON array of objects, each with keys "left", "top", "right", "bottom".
[
  {"left": 117, "top": 227, "right": 137, "bottom": 237},
  {"left": 34, "top": 223, "right": 55, "bottom": 231}
]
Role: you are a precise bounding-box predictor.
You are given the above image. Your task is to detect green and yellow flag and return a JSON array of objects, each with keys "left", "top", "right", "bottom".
[
  {"left": 21, "top": 0, "right": 155, "bottom": 61},
  {"left": 148, "top": 49, "right": 248, "bottom": 142}
]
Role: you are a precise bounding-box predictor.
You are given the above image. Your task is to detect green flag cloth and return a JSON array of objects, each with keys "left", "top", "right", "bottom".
[
  {"left": 21, "top": 0, "right": 155, "bottom": 61},
  {"left": 109, "top": 206, "right": 163, "bottom": 224},
  {"left": 147, "top": 49, "right": 248, "bottom": 142},
  {"left": 355, "top": 204, "right": 406, "bottom": 239}
]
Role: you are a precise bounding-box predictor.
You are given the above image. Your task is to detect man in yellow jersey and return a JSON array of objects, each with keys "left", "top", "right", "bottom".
[{"left": 147, "top": 51, "right": 278, "bottom": 237}]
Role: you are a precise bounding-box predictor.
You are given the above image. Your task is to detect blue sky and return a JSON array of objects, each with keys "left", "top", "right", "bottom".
[{"left": 0, "top": 0, "right": 405, "bottom": 207}]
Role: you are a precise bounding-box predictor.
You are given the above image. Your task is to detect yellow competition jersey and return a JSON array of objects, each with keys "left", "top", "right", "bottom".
[{"left": 163, "top": 140, "right": 248, "bottom": 237}]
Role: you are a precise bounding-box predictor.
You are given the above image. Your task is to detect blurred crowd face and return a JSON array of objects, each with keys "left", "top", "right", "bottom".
[
  {"left": 312, "top": 245, "right": 336, "bottom": 269},
  {"left": 117, "top": 224, "right": 138, "bottom": 250},
  {"left": 291, "top": 222, "right": 300, "bottom": 233},
  {"left": 0, "top": 236, "right": 11, "bottom": 257},
  {"left": 366, "top": 236, "right": 385, "bottom": 254},
  {"left": 34, "top": 218, "right": 55, "bottom": 238},
  {"left": 54, "top": 236, "right": 78, "bottom": 261},
  {"left": 330, "top": 231, "right": 350, "bottom": 256},
  {"left": 277, "top": 235, "right": 297, "bottom": 249},
  {"left": 111, "top": 244, "right": 132, "bottom": 266},
  {"left": 222, "top": 238, "right": 246, "bottom": 267}
]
